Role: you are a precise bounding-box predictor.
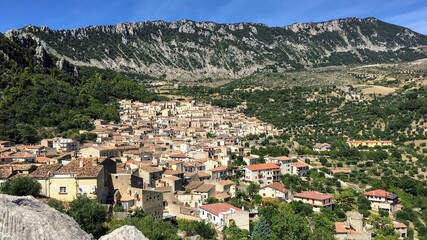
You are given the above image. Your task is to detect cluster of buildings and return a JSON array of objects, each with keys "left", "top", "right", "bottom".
[{"left": 0, "top": 100, "right": 406, "bottom": 236}]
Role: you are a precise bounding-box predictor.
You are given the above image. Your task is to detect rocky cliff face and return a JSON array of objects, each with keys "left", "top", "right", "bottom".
[
  {"left": 0, "top": 194, "right": 93, "bottom": 240},
  {"left": 6, "top": 17, "right": 427, "bottom": 81}
]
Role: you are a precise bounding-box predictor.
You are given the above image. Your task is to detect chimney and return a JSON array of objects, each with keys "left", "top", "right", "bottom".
[{"left": 79, "top": 159, "right": 83, "bottom": 168}]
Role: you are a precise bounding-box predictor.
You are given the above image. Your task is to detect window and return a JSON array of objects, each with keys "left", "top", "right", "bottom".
[{"left": 59, "top": 187, "right": 67, "bottom": 194}]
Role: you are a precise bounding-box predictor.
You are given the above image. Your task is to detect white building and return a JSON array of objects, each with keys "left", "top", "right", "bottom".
[
  {"left": 259, "top": 182, "right": 289, "bottom": 201},
  {"left": 293, "top": 191, "right": 333, "bottom": 212},
  {"left": 243, "top": 163, "right": 281, "bottom": 186},
  {"left": 200, "top": 203, "right": 249, "bottom": 231},
  {"left": 364, "top": 189, "right": 399, "bottom": 212}
]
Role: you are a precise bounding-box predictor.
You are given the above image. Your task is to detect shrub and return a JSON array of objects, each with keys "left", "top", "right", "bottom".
[{"left": 0, "top": 176, "right": 41, "bottom": 197}]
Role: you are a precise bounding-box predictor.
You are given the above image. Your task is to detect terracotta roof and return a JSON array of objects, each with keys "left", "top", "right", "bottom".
[
  {"left": 335, "top": 222, "right": 357, "bottom": 235},
  {"left": 56, "top": 158, "right": 102, "bottom": 178},
  {"left": 364, "top": 189, "right": 391, "bottom": 198},
  {"left": 293, "top": 191, "right": 333, "bottom": 201},
  {"left": 197, "top": 172, "right": 211, "bottom": 178},
  {"left": 140, "top": 166, "right": 162, "bottom": 173},
  {"left": 200, "top": 202, "right": 243, "bottom": 216},
  {"left": 163, "top": 169, "right": 184, "bottom": 175},
  {"left": 293, "top": 161, "right": 309, "bottom": 168},
  {"left": 210, "top": 166, "right": 227, "bottom": 172},
  {"left": 393, "top": 222, "right": 407, "bottom": 229},
  {"left": 166, "top": 176, "right": 181, "bottom": 181},
  {"left": 245, "top": 163, "right": 279, "bottom": 171},
  {"left": 169, "top": 153, "right": 187, "bottom": 158},
  {"left": 262, "top": 182, "right": 288, "bottom": 193},
  {"left": 0, "top": 166, "right": 14, "bottom": 179},
  {"left": 194, "top": 183, "right": 215, "bottom": 193},
  {"left": 185, "top": 181, "right": 203, "bottom": 190},
  {"left": 274, "top": 156, "right": 291, "bottom": 161},
  {"left": 30, "top": 164, "right": 62, "bottom": 178},
  {"left": 217, "top": 180, "right": 235, "bottom": 186},
  {"left": 313, "top": 143, "right": 331, "bottom": 148},
  {"left": 35, "top": 157, "right": 54, "bottom": 163}
]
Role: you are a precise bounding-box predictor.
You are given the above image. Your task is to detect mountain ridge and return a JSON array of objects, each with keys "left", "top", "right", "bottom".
[{"left": 6, "top": 17, "right": 427, "bottom": 81}]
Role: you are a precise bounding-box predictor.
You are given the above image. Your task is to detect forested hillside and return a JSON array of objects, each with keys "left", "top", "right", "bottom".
[{"left": 0, "top": 34, "right": 164, "bottom": 143}]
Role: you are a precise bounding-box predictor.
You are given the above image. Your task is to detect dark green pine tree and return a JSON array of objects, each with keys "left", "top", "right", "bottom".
[{"left": 251, "top": 217, "right": 272, "bottom": 240}]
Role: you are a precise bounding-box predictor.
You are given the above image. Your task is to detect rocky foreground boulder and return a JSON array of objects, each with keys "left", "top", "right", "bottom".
[
  {"left": 99, "top": 225, "right": 148, "bottom": 240},
  {"left": 0, "top": 194, "right": 93, "bottom": 240}
]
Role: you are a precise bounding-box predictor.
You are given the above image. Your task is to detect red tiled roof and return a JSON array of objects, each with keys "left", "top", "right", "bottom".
[
  {"left": 293, "top": 191, "right": 333, "bottom": 201},
  {"left": 293, "top": 161, "right": 309, "bottom": 168},
  {"left": 262, "top": 182, "right": 288, "bottom": 193},
  {"left": 245, "top": 163, "right": 279, "bottom": 171},
  {"left": 275, "top": 156, "right": 291, "bottom": 161},
  {"left": 364, "top": 189, "right": 391, "bottom": 198},
  {"left": 210, "top": 166, "right": 227, "bottom": 172},
  {"left": 335, "top": 222, "right": 357, "bottom": 235},
  {"left": 170, "top": 153, "right": 187, "bottom": 158},
  {"left": 35, "top": 157, "right": 53, "bottom": 163},
  {"left": 393, "top": 222, "right": 407, "bottom": 229},
  {"left": 200, "top": 203, "right": 243, "bottom": 216}
]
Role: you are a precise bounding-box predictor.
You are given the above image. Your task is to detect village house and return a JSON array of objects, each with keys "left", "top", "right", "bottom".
[
  {"left": 259, "top": 182, "right": 289, "bottom": 201},
  {"left": 29, "top": 164, "right": 62, "bottom": 197},
  {"left": 80, "top": 145, "right": 120, "bottom": 158},
  {"left": 393, "top": 222, "right": 407, "bottom": 239},
  {"left": 270, "top": 156, "right": 292, "bottom": 175},
  {"left": 49, "top": 158, "right": 107, "bottom": 203},
  {"left": 139, "top": 166, "right": 163, "bottom": 187},
  {"left": 313, "top": 143, "right": 332, "bottom": 152},
  {"left": 209, "top": 166, "right": 228, "bottom": 180},
  {"left": 292, "top": 161, "right": 309, "bottom": 176},
  {"left": 41, "top": 138, "right": 80, "bottom": 152},
  {"left": 243, "top": 155, "right": 259, "bottom": 165},
  {"left": 243, "top": 163, "right": 281, "bottom": 186},
  {"left": 364, "top": 189, "right": 399, "bottom": 212},
  {"left": 293, "top": 191, "right": 334, "bottom": 212},
  {"left": 200, "top": 202, "right": 250, "bottom": 231}
]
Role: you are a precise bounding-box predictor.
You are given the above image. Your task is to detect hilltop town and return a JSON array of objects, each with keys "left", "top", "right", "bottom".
[{"left": 0, "top": 99, "right": 411, "bottom": 239}]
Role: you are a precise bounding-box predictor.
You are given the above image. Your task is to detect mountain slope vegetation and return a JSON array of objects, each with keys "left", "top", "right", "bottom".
[{"left": 0, "top": 33, "right": 164, "bottom": 143}]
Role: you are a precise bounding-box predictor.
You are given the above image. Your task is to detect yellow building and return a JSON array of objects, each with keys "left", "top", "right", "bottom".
[
  {"left": 49, "top": 158, "right": 107, "bottom": 203},
  {"left": 347, "top": 140, "right": 393, "bottom": 148}
]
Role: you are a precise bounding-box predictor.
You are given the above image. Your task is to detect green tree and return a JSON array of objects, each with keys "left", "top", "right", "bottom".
[
  {"left": 68, "top": 195, "right": 107, "bottom": 236},
  {"left": 251, "top": 217, "right": 272, "bottom": 240},
  {"left": 0, "top": 176, "right": 41, "bottom": 197},
  {"left": 246, "top": 183, "right": 260, "bottom": 197},
  {"left": 223, "top": 223, "right": 249, "bottom": 240},
  {"left": 46, "top": 198, "right": 65, "bottom": 213}
]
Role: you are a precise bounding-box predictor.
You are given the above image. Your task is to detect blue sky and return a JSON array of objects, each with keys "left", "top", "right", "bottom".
[{"left": 1, "top": 0, "right": 427, "bottom": 34}]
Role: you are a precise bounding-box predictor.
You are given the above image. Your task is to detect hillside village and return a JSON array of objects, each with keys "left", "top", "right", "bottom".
[{"left": 0, "top": 99, "right": 411, "bottom": 239}]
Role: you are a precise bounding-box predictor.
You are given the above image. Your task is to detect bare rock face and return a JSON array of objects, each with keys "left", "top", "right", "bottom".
[
  {"left": 99, "top": 225, "right": 148, "bottom": 240},
  {"left": 6, "top": 17, "right": 427, "bottom": 81},
  {"left": 0, "top": 194, "right": 93, "bottom": 240}
]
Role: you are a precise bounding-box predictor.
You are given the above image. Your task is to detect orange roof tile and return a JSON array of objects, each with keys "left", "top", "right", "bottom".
[
  {"left": 293, "top": 161, "right": 309, "bottom": 168},
  {"left": 245, "top": 163, "right": 279, "bottom": 171},
  {"left": 200, "top": 203, "right": 243, "bottom": 216},
  {"left": 364, "top": 189, "right": 391, "bottom": 198},
  {"left": 262, "top": 182, "right": 288, "bottom": 193},
  {"left": 210, "top": 166, "right": 227, "bottom": 172},
  {"left": 293, "top": 191, "right": 333, "bottom": 201}
]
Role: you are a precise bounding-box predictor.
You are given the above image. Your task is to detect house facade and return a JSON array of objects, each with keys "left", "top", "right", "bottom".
[
  {"left": 243, "top": 163, "right": 281, "bottom": 186},
  {"left": 364, "top": 189, "right": 399, "bottom": 212},
  {"left": 200, "top": 203, "right": 250, "bottom": 231},
  {"left": 293, "top": 191, "right": 333, "bottom": 212}
]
